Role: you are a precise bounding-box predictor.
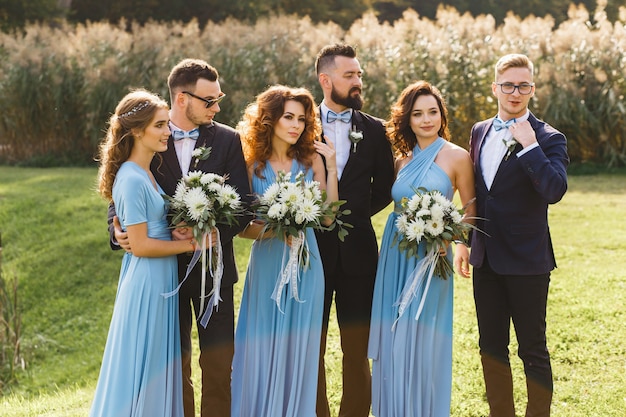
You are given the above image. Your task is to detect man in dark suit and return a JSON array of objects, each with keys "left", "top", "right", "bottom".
[
  {"left": 456, "top": 53, "right": 569, "bottom": 417},
  {"left": 314, "top": 43, "right": 395, "bottom": 417},
  {"left": 109, "top": 58, "right": 252, "bottom": 417}
]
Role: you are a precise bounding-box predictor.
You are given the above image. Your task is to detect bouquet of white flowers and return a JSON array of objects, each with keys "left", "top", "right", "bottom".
[
  {"left": 392, "top": 187, "right": 477, "bottom": 327},
  {"left": 252, "top": 170, "right": 351, "bottom": 310},
  {"left": 164, "top": 170, "right": 244, "bottom": 326}
]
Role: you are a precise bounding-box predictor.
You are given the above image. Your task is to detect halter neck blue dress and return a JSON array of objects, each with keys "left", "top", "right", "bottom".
[{"left": 368, "top": 138, "right": 454, "bottom": 417}]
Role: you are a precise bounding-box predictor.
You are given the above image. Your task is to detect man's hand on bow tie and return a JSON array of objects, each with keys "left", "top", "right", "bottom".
[{"left": 509, "top": 121, "right": 537, "bottom": 148}]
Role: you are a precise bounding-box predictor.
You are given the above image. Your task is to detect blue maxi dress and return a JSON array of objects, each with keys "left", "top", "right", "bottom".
[
  {"left": 368, "top": 138, "right": 454, "bottom": 417},
  {"left": 90, "top": 162, "right": 183, "bottom": 417},
  {"left": 231, "top": 161, "right": 324, "bottom": 417}
]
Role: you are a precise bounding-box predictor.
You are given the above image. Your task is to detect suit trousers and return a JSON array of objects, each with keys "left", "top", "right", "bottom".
[
  {"left": 178, "top": 258, "right": 234, "bottom": 417},
  {"left": 317, "top": 262, "right": 375, "bottom": 417},
  {"left": 473, "top": 258, "right": 553, "bottom": 417}
]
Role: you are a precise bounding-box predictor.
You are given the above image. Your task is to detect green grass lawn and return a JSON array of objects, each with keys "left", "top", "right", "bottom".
[{"left": 1, "top": 166, "right": 625, "bottom": 416}]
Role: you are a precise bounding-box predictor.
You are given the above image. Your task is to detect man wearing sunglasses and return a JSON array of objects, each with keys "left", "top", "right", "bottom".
[
  {"left": 108, "top": 58, "right": 252, "bottom": 417},
  {"left": 456, "top": 54, "right": 569, "bottom": 417}
]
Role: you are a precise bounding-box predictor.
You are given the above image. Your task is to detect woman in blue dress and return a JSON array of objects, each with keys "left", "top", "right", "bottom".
[
  {"left": 232, "top": 85, "right": 338, "bottom": 417},
  {"left": 92, "top": 90, "right": 198, "bottom": 417},
  {"left": 368, "top": 81, "right": 476, "bottom": 417}
]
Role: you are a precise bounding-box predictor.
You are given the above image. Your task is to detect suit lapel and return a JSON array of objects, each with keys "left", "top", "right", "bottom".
[
  {"left": 194, "top": 124, "right": 216, "bottom": 172},
  {"left": 161, "top": 138, "right": 183, "bottom": 180}
]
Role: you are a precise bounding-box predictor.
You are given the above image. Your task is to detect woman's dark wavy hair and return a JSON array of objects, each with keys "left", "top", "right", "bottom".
[
  {"left": 238, "top": 85, "right": 322, "bottom": 178},
  {"left": 387, "top": 80, "right": 450, "bottom": 158}
]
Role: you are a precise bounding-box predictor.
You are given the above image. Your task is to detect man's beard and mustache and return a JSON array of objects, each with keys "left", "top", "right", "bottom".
[{"left": 331, "top": 86, "right": 363, "bottom": 110}]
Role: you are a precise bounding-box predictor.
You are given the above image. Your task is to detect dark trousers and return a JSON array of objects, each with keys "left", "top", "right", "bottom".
[
  {"left": 179, "top": 260, "right": 234, "bottom": 417},
  {"left": 473, "top": 259, "right": 553, "bottom": 417},
  {"left": 317, "top": 263, "right": 375, "bottom": 417}
]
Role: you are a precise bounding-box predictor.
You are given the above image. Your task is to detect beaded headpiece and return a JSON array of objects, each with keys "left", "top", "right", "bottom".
[{"left": 119, "top": 101, "right": 150, "bottom": 119}]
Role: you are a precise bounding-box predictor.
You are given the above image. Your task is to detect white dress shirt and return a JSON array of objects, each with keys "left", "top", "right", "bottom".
[
  {"left": 170, "top": 122, "right": 197, "bottom": 175},
  {"left": 320, "top": 102, "right": 352, "bottom": 180},
  {"left": 480, "top": 111, "right": 533, "bottom": 189}
]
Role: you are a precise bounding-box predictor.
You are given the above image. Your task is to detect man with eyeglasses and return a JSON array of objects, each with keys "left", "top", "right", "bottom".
[
  {"left": 454, "top": 54, "right": 569, "bottom": 417},
  {"left": 108, "top": 58, "right": 252, "bottom": 417}
]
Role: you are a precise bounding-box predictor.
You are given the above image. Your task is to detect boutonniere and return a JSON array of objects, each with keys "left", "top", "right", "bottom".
[
  {"left": 502, "top": 138, "right": 517, "bottom": 161},
  {"left": 191, "top": 146, "right": 212, "bottom": 169},
  {"left": 348, "top": 128, "right": 364, "bottom": 153}
]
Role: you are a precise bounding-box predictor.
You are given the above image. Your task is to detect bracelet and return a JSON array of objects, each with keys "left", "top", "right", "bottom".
[{"left": 453, "top": 240, "right": 468, "bottom": 246}]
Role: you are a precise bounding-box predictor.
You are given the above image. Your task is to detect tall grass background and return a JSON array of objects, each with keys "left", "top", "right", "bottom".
[{"left": 0, "top": 1, "right": 625, "bottom": 167}]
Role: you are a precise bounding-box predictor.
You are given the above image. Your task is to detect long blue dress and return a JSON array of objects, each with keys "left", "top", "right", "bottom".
[
  {"left": 231, "top": 160, "right": 324, "bottom": 417},
  {"left": 90, "top": 162, "right": 183, "bottom": 417},
  {"left": 368, "top": 138, "right": 454, "bottom": 417}
]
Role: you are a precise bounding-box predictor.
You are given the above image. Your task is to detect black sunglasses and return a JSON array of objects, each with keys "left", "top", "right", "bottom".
[{"left": 183, "top": 91, "right": 226, "bottom": 108}]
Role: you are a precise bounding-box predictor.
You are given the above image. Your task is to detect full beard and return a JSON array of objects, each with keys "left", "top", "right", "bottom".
[{"left": 331, "top": 86, "right": 363, "bottom": 110}]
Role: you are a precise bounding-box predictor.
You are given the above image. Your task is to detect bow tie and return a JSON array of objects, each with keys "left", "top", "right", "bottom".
[
  {"left": 172, "top": 128, "right": 200, "bottom": 141},
  {"left": 493, "top": 117, "right": 515, "bottom": 131},
  {"left": 327, "top": 110, "right": 351, "bottom": 123}
]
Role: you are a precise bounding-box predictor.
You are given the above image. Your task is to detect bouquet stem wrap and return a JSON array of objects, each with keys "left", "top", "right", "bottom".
[
  {"left": 271, "top": 230, "right": 307, "bottom": 312},
  {"left": 392, "top": 246, "right": 439, "bottom": 331},
  {"left": 161, "top": 228, "right": 224, "bottom": 328}
]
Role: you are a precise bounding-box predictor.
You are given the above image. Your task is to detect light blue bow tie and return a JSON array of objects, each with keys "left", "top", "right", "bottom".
[
  {"left": 172, "top": 128, "right": 200, "bottom": 141},
  {"left": 493, "top": 117, "right": 515, "bottom": 131},
  {"left": 327, "top": 110, "right": 351, "bottom": 123}
]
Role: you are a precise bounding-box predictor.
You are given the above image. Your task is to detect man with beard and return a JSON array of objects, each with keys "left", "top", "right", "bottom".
[{"left": 314, "top": 43, "right": 395, "bottom": 417}]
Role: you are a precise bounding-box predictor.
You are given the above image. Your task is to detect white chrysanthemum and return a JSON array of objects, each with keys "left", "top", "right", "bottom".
[
  {"left": 279, "top": 185, "right": 303, "bottom": 206},
  {"left": 206, "top": 182, "right": 222, "bottom": 194},
  {"left": 395, "top": 214, "right": 409, "bottom": 233},
  {"left": 407, "top": 195, "right": 421, "bottom": 212},
  {"left": 267, "top": 203, "right": 287, "bottom": 219},
  {"left": 431, "top": 191, "right": 448, "bottom": 206},
  {"left": 304, "top": 180, "right": 322, "bottom": 199},
  {"left": 200, "top": 173, "right": 222, "bottom": 185},
  {"left": 170, "top": 182, "right": 188, "bottom": 209},
  {"left": 425, "top": 217, "right": 445, "bottom": 237},
  {"left": 413, "top": 209, "right": 431, "bottom": 220},
  {"left": 184, "top": 187, "right": 210, "bottom": 221},
  {"left": 260, "top": 183, "right": 281, "bottom": 205},
  {"left": 217, "top": 185, "right": 240, "bottom": 208},
  {"left": 419, "top": 194, "right": 432, "bottom": 209},
  {"left": 295, "top": 211, "right": 305, "bottom": 225},
  {"left": 405, "top": 218, "right": 426, "bottom": 242},
  {"left": 299, "top": 198, "right": 321, "bottom": 223},
  {"left": 186, "top": 170, "right": 203, "bottom": 182},
  {"left": 450, "top": 210, "right": 463, "bottom": 224},
  {"left": 430, "top": 203, "right": 445, "bottom": 221}
]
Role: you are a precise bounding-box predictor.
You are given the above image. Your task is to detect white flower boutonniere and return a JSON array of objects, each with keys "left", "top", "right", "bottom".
[
  {"left": 191, "top": 146, "right": 212, "bottom": 169},
  {"left": 348, "top": 129, "right": 364, "bottom": 153},
  {"left": 502, "top": 138, "right": 518, "bottom": 161}
]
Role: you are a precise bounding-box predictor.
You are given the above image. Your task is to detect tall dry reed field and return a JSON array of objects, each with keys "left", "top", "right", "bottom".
[{"left": 0, "top": 1, "right": 624, "bottom": 166}]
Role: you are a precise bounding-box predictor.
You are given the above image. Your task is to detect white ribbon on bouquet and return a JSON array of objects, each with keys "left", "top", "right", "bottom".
[
  {"left": 271, "top": 230, "right": 308, "bottom": 313},
  {"left": 392, "top": 246, "right": 439, "bottom": 331},
  {"left": 162, "top": 228, "right": 223, "bottom": 328}
]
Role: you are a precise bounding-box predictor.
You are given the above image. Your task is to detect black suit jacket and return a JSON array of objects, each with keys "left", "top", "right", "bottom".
[
  {"left": 315, "top": 110, "right": 395, "bottom": 276},
  {"left": 469, "top": 112, "right": 569, "bottom": 275},
  {"left": 108, "top": 122, "right": 253, "bottom": 287}
]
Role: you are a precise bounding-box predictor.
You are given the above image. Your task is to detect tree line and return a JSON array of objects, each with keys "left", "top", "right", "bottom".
[{"left": 1, "top": 0, "right": 622, "bottom": 32}]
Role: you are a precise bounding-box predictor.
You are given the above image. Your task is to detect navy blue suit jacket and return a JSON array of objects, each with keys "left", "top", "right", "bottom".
[
  {"left": 315, "top": 110, "right": 394, "bottom": 277},
  {"left": 469, "top": 112, "right": 569, "bottom": 275}
]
